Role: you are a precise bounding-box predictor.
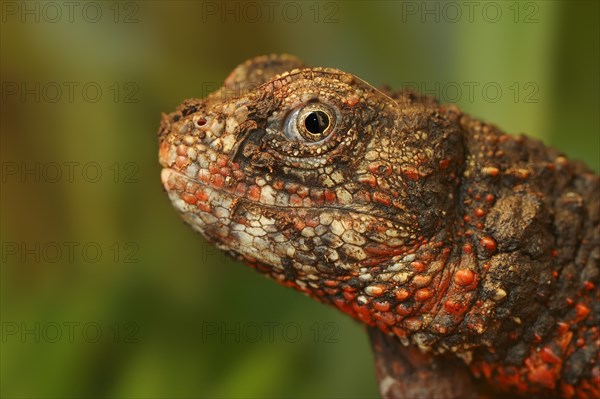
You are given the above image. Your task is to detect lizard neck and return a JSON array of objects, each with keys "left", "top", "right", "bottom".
[{"left": 240, "top": 223, "right": 473, "bottom": 350}]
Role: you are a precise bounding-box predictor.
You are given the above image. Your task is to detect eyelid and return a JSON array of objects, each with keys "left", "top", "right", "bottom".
[{"left": 284, "top": 107, "right": 303, "bottom": 141}]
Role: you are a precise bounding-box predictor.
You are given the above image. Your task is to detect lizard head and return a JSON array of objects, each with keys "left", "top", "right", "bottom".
[{"left": 159, "top": 54, "right": 464, "bottom": 313}]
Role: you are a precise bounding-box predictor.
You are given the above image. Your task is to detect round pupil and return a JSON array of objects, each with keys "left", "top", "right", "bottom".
[{"left": 304, "top": 111, "right": 329, "bottom": 134}]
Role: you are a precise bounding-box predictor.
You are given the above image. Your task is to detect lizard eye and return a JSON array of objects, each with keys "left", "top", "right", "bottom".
[{"left": 285, "top": 103, "right": 337, "bottom": 143}]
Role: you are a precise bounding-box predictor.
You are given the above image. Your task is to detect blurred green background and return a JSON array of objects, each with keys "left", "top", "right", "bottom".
[{"left": 1, "top": 1, "right": 598, "bottom": 398}]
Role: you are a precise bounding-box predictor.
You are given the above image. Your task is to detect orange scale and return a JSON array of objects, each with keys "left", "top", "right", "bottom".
[
  {"left": 181, "top": 193, "right": 198, "bottom": 205},
  {"left": 373, "top": 311, "right": 395, "bottom": 326},
  {"left": 208, "top": 163, "right": 220, "bottom": 174},
  {"left": 402, "top": 167, "right": 419, "bottom": 181},
  {"left": 296, "top": 186, "right": 309, "bottom": 198},
  {"left": 234, "top": 183, "right": 247, "bottom": 195},
  {"left": 373, "top": 191, "right": 391, "bottom": 206},
  {"left": 412, "top": 275, "right": 431, "bottom": 287},
  {"left": 324, "top": 190, "right": 337, "bottom": 203},
  {"left": 410, "top": 261, "right": 426, "bottom": 272},
  {"left": 540, "top": 347, "right": 562, "bottom": 364},
  {"left": 414, "top": 288, "right": 433, "bottom": 302},
  {"left": 198, "top": 169, "right": 211, "bottom": 183},
  {"left": 575, "top": 303, "right": 590, "bottom": 321},
  {"left": 195, "top": 189, "right": 209, "bottom": 201},
  {"left": 373, "top": 300, "right": 390, "bottom": 312},
  {"left": 219, "top": 167, "right": 232, "bottom": 176},
  {"left": 247, "top": 185, "right": 261, "bottom": 201},
  {"left": 394, "top": 288, "right": 410, "bottom": 301},
  {"left": 343, "top": 291, "right": 356, "bottom": 301},
  {"left": 175, "top": 156, "right": 188, "bottom": 169},
  {"left": 480, "top": 236, "right": 498, "bottom": 253},
  {"left": 176, "top": 144, "right": 188, "bottom": 156},
  {"left": 305, "top": 217, "right": 320, "bottom": 228},
  {"left": 332, "top": 297, "right": 346, "bottom": 308},
  {"left": 289, "top": 194, "right": 303, "bottom": 206},
  {"left": 395, "top": 303, "right": 413, "bottom": 316},
  {"left": 213, "top": 174, "right": 224, "bottom": 188},
  {"left": 454, "top": 269, "right": 475, "bottom": 286},
  {"left": 197, "top": 203, "right": 211, "bottom": 213},
  {"left": 216, "top": 155, "right": 228, "bottom": 167},
  {"left": 233, "top": 170, "right": 245, "bottom": 180},
  {"left": 444, "top": 299, "right": 464, "bottom": 315},
  {"left": 272, "top": 179, "right": 284, "bottom": 190},
  {"left": 462, "top": 243, "right": 473, "bottom": 254},
  {"left": 357, "top": 174, "right": 378, "bottom": 187}
]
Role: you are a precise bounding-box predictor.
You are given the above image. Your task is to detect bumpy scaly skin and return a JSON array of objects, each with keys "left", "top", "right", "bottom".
[{"left": 158, "top": 55, "right": 599, "bottom": 398}]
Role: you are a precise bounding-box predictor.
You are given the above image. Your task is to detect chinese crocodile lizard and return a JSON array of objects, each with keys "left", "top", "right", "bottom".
[{"left": 158, "top": 54, "right": 599, "bottom": 398}]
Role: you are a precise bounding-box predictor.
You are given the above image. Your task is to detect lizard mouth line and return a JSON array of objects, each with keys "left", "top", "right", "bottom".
[{"left": 161, "top": 167, "right": 409, "bottom": 226}]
